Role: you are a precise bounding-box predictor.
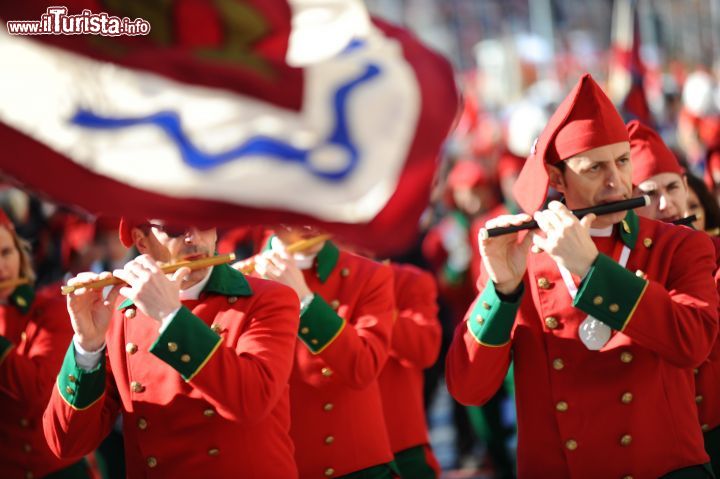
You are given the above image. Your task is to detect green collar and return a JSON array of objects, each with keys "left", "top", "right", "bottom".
[
  {"left": 450, "top": 209, "right": 470, "bottom": 230},
  {"left": 618, "top": 210, "right": 639, "bottom": 249},
  {"left": 118, "top": 263, "right": 252, "bottom": 310},
  {"left": 10, "top": 284, "right": 34, "bottom": 315},
  {"left": 315, "top": 240, "right": 340, "bottom": 283}
]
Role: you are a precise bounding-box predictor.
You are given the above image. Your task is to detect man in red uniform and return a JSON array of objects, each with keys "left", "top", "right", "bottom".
[
  {"left": 256, "top": 226, "right": 397, "bottom": 478},
  {"left": 43, "top": 219, "right": 300, "bottom": 478},
  {"left": 629, "top": 120, "right": 720, "bottom": 475},
  {"left": 0, "top": 210, "right": 89, "bottom": 479},
  {"left": 447, "top": 74, "right": 719, "bottom": 478},
  {"left": 378, "top": 262, "right": 442, "bottom": 478}
]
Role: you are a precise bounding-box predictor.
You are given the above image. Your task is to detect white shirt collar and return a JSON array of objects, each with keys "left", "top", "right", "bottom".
[
  {"left": 588, "top": 225, "right": 614, "bottom": 237},
  {"left": 270, "top": 237, "right": 317, "bottom": 270},
  {"left": 179, "top": 267, "right": 213, "bottom": 301}
]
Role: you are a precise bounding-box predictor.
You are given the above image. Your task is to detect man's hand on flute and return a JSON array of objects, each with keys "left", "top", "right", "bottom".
[
  {"left": 66, "top": 271, "right": 122, "bottom": 352},
  {"left": 112, "top": 254, "right": 191, "bottom": 323},
  {"left": 479, "top": 213, "right": 533, "bottom": 296}
]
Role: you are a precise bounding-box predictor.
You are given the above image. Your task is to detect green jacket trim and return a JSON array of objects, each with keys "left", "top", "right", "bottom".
[
  {"left": 118, "top": 263, "right": 252, "bottom": 311},
  {"left": 619, "top": 210, "right": 639, "bottom": 249},
  {"left": 57, "top": 343, "right": 106, "bottom": 410},
  {"left": 574, "top": 253, "right": 648, "bottom": 331},
  {"left": 299, "top": 294, "right": 346, "bottom": 354},
  {"left": 315, "top": 241, "right": 340, "bottom": 283},
  {"left": 150, "top": 306, "right": 223, "bottom": 381},
  {"left": 0, "top": 336, "right": 12, "bottom": 366},
  {"left": 467, "top": 281, "right": 523, "bottom": 346},
  {"left": 10, "top": 284, "right": 35, "bottom": 315}
]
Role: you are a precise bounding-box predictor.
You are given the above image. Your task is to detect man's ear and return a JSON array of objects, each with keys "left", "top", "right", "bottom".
[
  {"left": 131, "top": 228, "right": 149, "bottom": 254},
  {"left": 547, "top": 164, "right": 566, "bottom": 194}
]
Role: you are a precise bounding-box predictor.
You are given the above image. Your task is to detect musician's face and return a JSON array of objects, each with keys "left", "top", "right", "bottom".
[
  {"left": 548, "top": 141, "right": 632, "bottom": 228},
  {"left": 134, "top": 222, "right": 217, "bottom": 287},
  {"left": 274, "top": 225, "right": 326, "bottom": 255},
  {"left": 634, "top": 173, "right": 689, "bottom": 223},
  {"left": 0, "top": 226, "right": 21, "bottom": 300}
]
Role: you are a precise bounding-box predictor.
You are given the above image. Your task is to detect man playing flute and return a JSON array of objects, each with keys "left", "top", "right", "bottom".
[
  {"left": 446, "top": 74, "right": 719, "bottom": 478},
  {"left": 43, "top": 219, "right": 301, "bottom": 478}
]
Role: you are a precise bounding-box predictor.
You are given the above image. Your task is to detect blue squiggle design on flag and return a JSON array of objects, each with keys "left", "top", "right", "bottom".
[{"left": 70, "top": 63, "right": 381, "bottom": 182}]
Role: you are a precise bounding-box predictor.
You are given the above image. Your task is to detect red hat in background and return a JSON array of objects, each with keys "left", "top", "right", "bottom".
[
  {"left": 497, "top": 152, "right": 526, "bottom": 180},
  {"left": 698, "top": 116, "right": 720, "bottom": 150},
  {"left": 118, "top": 217, "right": 144, "bottom": 248},
  {"left": 447, "top": 160, "right": 491, "bottom": 189},
  {"left": 627, "top": 120, "right": 683, "bottom": 185},
  {"left": 512, "top": 74, "right": 629, "bottom": 213},
  {"left": 0, "top": 209, "right": 14, "bottom": 231}
]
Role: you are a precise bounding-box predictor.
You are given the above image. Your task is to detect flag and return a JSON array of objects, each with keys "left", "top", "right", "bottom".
[
  {"left": 0, "top": 0, "right": 458, "bottom": 254},
  {"left": 608, "top": 0, "right": 653, "bottom": 125}
]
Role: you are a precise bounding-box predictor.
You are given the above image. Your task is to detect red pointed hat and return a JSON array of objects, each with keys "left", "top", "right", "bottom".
[
  {"left": 512, "top": 74, "right": 629, "bottom": 213},
  {"left": 627, "top": 120, "right": 683, "bottom": 185},
  {"left": 447, "top": 160, "right": 491, "bottom": 189},
  {"left": 118, "top": 217, "right": 144, "bottom": 248}
]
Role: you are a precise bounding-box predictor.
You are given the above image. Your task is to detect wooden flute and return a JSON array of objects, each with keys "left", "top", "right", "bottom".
[
  {"left": 235, "top": 234, "right": 332, "bottom": 274},
  {"left": 60, "top": 253, "right": 237, "bottom": 296},
  {"left": 479, "top": 195, "right": 651, "bottom": 239},
  {"left": 0, "top": 277, "right": 31, "bottom": 290}
]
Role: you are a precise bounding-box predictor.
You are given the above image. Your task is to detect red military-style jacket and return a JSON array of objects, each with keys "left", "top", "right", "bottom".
[
  {"left": 287, "top": 241, "right": 396, "bottom": 478},
  {"left": 0, "top": 284, "right": 82, "bottom": 479},
  {"left": 43, "top": 264, "right": 300, "bottom": 479},
  {"left": 447, "top": 212, "right": 719, "bottom": 478},
  {"left": 378, "top": 263, "right": 441, "bottom": 453}
]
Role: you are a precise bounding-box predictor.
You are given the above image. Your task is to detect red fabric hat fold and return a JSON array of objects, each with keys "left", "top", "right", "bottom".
[
  {"left": 447, "top": 160, "right": 491, "bottom": 189},
  {"left": 512, "top": 74, "right": 629, "bottom": 213},
  {"left": 0, "top": 209, "right": 14, "bottom": 231},
  {"left": 627, "top": 120, "right": 683, "bottom": 185},
  {"left": 118, "top": 217, "right": 144, "bottom": 248}
]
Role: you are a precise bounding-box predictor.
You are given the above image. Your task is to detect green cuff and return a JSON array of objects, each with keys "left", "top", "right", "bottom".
[
  {"left": 574, "top": 253, "right": 648, "bottom": 331},
  {"left": 442, "top": 263, "right": 465, "bottom": 286},
  {"left": 467, "top": 282, "right": 522, "bottom": 346},
  {"left": 58, "top": 343, "right": 106, "bottom": 410},
  {"left": 299, "top": 295, "right": 346, "bottom": 354},
  {"left": 150, "top": 306, "right": 222, "bottom": 381},
  {"left": 0, "top": 335, "right": 12, "bottom": 365}
]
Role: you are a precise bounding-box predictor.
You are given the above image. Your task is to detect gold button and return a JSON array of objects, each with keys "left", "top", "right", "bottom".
[
  {"left": 620, "top": 434, "right": 632, "bottom": 446},
  {"left": 124, "top": 308, "right": 136, "bottom": 319},
  {"left": 65, "top": 386, "right": 74, "bottom": 395},
  {"left": 552, "top": 358, "right": 565, "bottom": 370},
  {"left": 622, "top": 220, "right": 631, "bottom": 233},
  {"left": 20, "top": 331, "right": 27, "bottom": 342},
  {"left": 323, "top": 402, "right": 334, "bottom": 412},
  {"left": 696, "top": 395, "right": 704, "bottom": 404},
  {"left": 635, "top": 270, "right": 646, "bottom": 278},
  {"left": 321, "top": 367, "right": 333, "bottom": 377},
  {"left": 137, "top": 418, "right": 148, "bottom": 430},
  {"left": 181, "top": 354, "right": 191, "bottom": 363},
  {"left": 300, "top": 327, "right": 310, "bottom": 334},
  {"left": 609, "top": 304, "right": 620, "bottom": 313},
  {"left": 210, "top": 323, "right": 222, "bottom": 333},
  {"left": 620, "top": 352, "right": 633, "bottom": 363},
  {"left": 702, "top": 424, "right": 710, "bottom": 432},
  {"left": 537, "top": 277, "right": 551, "bottom": 289},
  {"left": 475, "top": 315, "right": 485, "bottom": 325},
  {"left": 208, "top": 448, "right": 220, "bottom": 456},
  {"left": 325, "top": 468, "right": 335, "bottom": 477},
  {"left": 203, "top": 408, "right": 215, "bottom": 417},
  {"left": 167, "top": 342, "right": 178, "bottom": 352},
  {"left": 126, "top": 343, "right": 138, "bottom": 354},
  {"left": 481, "top": 301, "right": 491, "bottom": 310},
  {"left": 16, "top": 296, "right": 27, "bottom": 307},
  {"left": 593, "top": 296, "right": 603, "bottom": 305},
  {"left": 23, "top": 443, "right": 31, "bottom": 453},
  {"left": 330, "top": 300, "right": 340, "bottom": 310},
  {"left": 25, "top": 472, "right": 33, "bottom": 479},
  {"left": 643, "top": 237, "right": 652, "bottom": 248},
  {"left": 341, "top": 268, "right": 350, "bottom": 277},
  {"left": 623, "top": 476, "right": 634, "bottom": 479},
  {"left": 555, "top": 401, "right": 568, "bottom": 412},
  {"left": 68, "top": 374, "right": 76, "bottom": 383},
  {"left": 147, "top": 457, "right": 157, "bottom": 468},
  {"left": 311, "top": 339, "right": 319, "bottom": 345},
  {"left": 545, "top": 316, "right": 559, "bottom": 329},
  {"left": 325, "top": 435, "right": 334, "bottom": 444},
  {"left": 621, "top": 392, "right": 633, "bottom": 404},
  {"left": 694, "top": 368, "right": 700, "bottom": 375},
  {"left": 131, "top": 381, "right": 145, "bottom": 393},
  {"left": 565, "top": 439, "right": 577, "bottom": 450},
  {"left": 227, "top": 296, "right": 238, "bottom": 304},
  {"left": 19, "top": 418, "right": 29, "bottom": 428}
]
